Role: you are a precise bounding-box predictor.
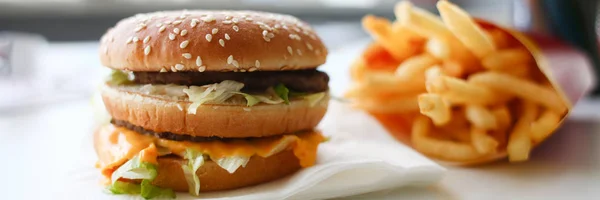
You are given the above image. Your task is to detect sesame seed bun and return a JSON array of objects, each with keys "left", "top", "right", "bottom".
[
  {"left": 99, "top": 10, "right": 328, "bottom": 72},
  {"left": 101, "top": 84, "right": 329, "bottom": 138}
]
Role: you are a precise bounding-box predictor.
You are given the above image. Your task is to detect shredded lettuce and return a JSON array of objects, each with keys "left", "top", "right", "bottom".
[
  {"left": 107, "top": 181, "right": 141, "bottom": 195},
  {"left": 183, "top": 80, "right": 244, "bottom": 114},
  {"left": 140, "top": 180, "right": 176, "bottom": 199},
  {"left": 274, "top": 84, "right": 290, "bottom": 104},
  {"left": 215, "top": 156, "right": 251, "bottom": 174},
  {"left": 181, "top": 149, "right": 205, "bottom": 196},
  {"left": 232, "top": 92, "right": 262, "bottom": 107},
  {"left": 111, "top": 155, "right": 157, "bottom": 184},
  {"left": 301, "top": 92, "right": 326, "bottom": 107},
  {"left": 108, "top": 155, "right": 174, "bottom": 199},
  {"left": 107, "top": 70, "right": 132, "bottom": 85}
]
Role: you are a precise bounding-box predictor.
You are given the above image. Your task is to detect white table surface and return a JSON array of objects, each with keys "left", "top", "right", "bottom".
[{"left": 2, "top": 40, "right": 600, "bottom": 200}]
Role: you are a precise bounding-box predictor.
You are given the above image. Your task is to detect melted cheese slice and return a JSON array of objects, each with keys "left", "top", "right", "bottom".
[{"left": 95, "top": 124, "right": 324, "bottom": 177}]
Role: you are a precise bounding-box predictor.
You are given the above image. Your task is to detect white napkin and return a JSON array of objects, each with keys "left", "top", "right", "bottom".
[{"left": 62, "top": 100, "right": 444, "bottom": 200}]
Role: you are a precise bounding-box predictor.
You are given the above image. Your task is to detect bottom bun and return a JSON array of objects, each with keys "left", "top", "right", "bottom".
[{"left": 151, "top": 150, "right": 301, "bottom": 192}]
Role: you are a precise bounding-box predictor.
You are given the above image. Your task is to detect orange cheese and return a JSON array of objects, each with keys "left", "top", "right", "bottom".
[{"left": 95, "top": 124, "right": 324, "bottom": 177}]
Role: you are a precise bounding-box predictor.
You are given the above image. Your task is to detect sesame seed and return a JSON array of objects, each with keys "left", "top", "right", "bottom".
[
  {"left": 232, "top": 18, "right": 239, "bottom": 23},
  {"left": 171, "top": 66, "right": 178, "bottom": 72},
  {"left": 196, "top": 56, "right": 202, "bottom": 66},
  {"left": 143, "top": 36, "right": 150, "bottom": 44},
  {"left": 227, "top": 55, "right": 233, "bottom": 64},
  {"left": 180, "top": 40, "right": 189, "bottom": 48},
  {"left": 222, "top": 20, "right": 232, "bottom": 24},
  {"left": 267, "top": 32, "right": 275, "bottom": 38},
  {"left": 293, "top": 27, "right": 301, "bottom": 32},
  {"left": 180, "top": 29, "right": 188, "bottom": 36},
  {"left": 249, "top": 67, "right": 257, "bottom": 72},
  {"left": 173, "top": 28, "right": 180, "bottom": 34},
  {"left": 287, "top": 46, "right": 293, "bottom": 55},
  {"left": 179, "top": 15, "right": 187, "bottom": 20},
  {"left": 205, "top": 34, "right": 212, "bottom": 42},
  {"left": 160, "top": 68, "right": 167, "bottom": 73},
  {"left": 155, "top": 23, "right": 163, "bottom": 27},
  {"left": 309, "top": 34, "right": 317, "bottom": 40},
  {"left": 134, "top": 26, "right": 144, "bottom": 32},
  {"left": 232, "top": 60, "right": 239, "bottom": 68},
  {"left": 259, "top": 25, "right": 270, "bottom": 31},
  {"left": 219, "top": 39, "right": 225, "bottom": 47},
  {"left": 243, "top": 108, "right": 251, "bottom": 111},
  {"left": 262, "top": 30, "right": 268, "bottom": 37},
  {"left": 203, "top": 15, "right": 215, "bottom": 22},
  {"left": 297, "top": 49, "right": 302, "bottom": 55},
  {"left": 173, "top": 20, "right": 182, "bottom": 25},
  {"left": 175, "top": 64, "right": 184, "bottom": 70},
  {"left": 212, "top": 28, "right": 219, "bottom": 34},
  {"left": 144, "top": 46, "right": 151, "bottom": 55},
  {"left": 240, "top": 69, "right": 246, "bottom": 72},
  {"left": 225, "top": 16, "right": 232, "bottom": 20},
  {"left": 282, "top": 25, "right": 289, "bottom": 30},
  {"left": 255, "top": 60, "right": 260, "bottom": 68},
  {"left": 263, "top": 36, "right": 271, "bottom": 42},
  {"left": 198, "top": 66, "right": 206, "bottom": 72},
  {"left": 232, "top": 25, "right": 239, "bottom": 32},
  {"left": 274, "top": 24, "right": 281, "bottom": 29},
  {"left": 245, "top": 17, "right": 253, "bottom": 21},
  {"left": 164, "top": 21, "right": 172, "bottom": 25},
  {"left": 306, "top": 43, "right": 313, "bottom": 50},
  {"left": 159, "top": 26, "right": 166, "bottom": 33},
  {"left": 176, "top": 104, "right": 183, "bottom": 111},
  {"left": 190, "top": 19, "right": 199, "bottom": 27},
  {"left": 126, "top": 37, "right": 133, "bottom": 44},
  {"left": 169, "top": 33, "right": 176, "bottom": 40},
  {"left": 132, "top": 36, "right": 139, "bottom": 42},
  {"left": 225, "top": 33, "right": 230, "bottom": 40},
  {"left": 182, "top": 53, "right": 192, "bottom": 59}
]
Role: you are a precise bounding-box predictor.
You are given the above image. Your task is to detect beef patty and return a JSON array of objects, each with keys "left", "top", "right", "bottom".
[
  {"left": 111, "top": 119, "right": 307, "bottom": 142},
  {"left": 133, "top": 70, "right": 329, "bottom": 93}
]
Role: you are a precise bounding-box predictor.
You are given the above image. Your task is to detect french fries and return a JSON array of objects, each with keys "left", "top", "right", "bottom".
[
  {"left": 418, "top": 93, "right": 451, "bottom": 125},
  {"left": 468, "top": 72, "right": 567, "bottom": 113},
  {"left": 507, "top": 101, "right": 539, "bottom": 162},
  {"left": 437, "top": 0, "right": 496, "bottom": 58},
  {"left": 465, "top": 105, "right": 498, "bottom": 130},
  {"left": 350, "top": 0, "right": 567, "bottom": 163}
]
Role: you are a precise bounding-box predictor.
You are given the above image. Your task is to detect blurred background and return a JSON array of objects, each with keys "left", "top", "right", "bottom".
[{"left": 0, "top": 0, "right": 598, "bottom": 110}]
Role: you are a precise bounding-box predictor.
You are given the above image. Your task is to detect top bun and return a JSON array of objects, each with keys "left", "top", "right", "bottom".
[{"left": 99, "top": 10, "right": 328, "bottom": 72}]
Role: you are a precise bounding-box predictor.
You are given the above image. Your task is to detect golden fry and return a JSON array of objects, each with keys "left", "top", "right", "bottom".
[
  {"left": 441, "top": 60, "right": 465, "bottom": 77},
  {"left": 507, "top": 101, "right": 539, "bottom": 162},
  {"left": 437, "top": 0, "right": 496, "bottom": 58},
  {"left": 418, "top": 93, "right": 452, "bottom": 126},
  {"left": 430, "top": 75, "right": 512, "bottom": 105},
  {"left": 469, "top": 72, "right": 567, "bottom": 114},
  {"left": 353, "top": 95, "right": 419, "bottom": 113},
  {"left": 412, "top": 115, "right": 482, "bottom": 161},
  {"left": 362, "top": 15, "right": 417, "bottom": 61},
  {"left": 486, "top": 29, "right": 511, "bottom": 49},
  {"left": 465, "top": 105, "right": 498, "bottom": 130},
  {"left": 425, "top": 37, "right": 450, "bottom": 59},
  {"left": 395, "top": 54, "right": 439, "bottom": 81},
  {"left": 482, "top": 48, "right": 532, "bottom": 70},
  {"left": 530, "top": 110, "right": 562, "bottom": 143},
  {"left": 470, "top": 128, "right": 499, "bottom": 154},
  {"left": 395, "top": 1, "right": 453, "bottom": 38}
]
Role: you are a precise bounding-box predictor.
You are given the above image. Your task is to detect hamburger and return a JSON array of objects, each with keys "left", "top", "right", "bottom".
[{"left": 96, "top": 10, "right": 329, "bottom": 198}]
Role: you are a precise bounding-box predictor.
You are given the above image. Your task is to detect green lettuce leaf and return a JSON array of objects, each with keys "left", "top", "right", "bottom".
[
  {"left": 232, "top": 92, "right": 262, "bottom": 107},
  {"left": 215, "top": 156, "right": 250, "bottom": 174},
  {"left": 273, "top": 84, "right": 290, "bottom": 104},
  {"left": 140, "top": 180, "right": 176, "bottom": 199},
  {"left": 111, "top": 155, "right": 157, "bottom": 184},
  {"left": 107, "top": 70, "right": 132, "bottom": 85},
  {"left": 183, "top": 80, "right": 245, "bottom": 114},
  {"left": 107, "top": 181, "right": 141, "bottom": 195},
  {"left": 301, "top": 92, "right": 326, "bottom": 107},
  {"left": 181, "top": 149, "right": 205, "bottom": 196}
]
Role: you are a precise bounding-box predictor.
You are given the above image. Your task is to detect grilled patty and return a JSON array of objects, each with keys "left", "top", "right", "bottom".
[
  {"left": 133, "top": 70, "right": 329, "bottom": 93},
  {"left": 111, "top": 119, "right": 306, "bottom": 142}
]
